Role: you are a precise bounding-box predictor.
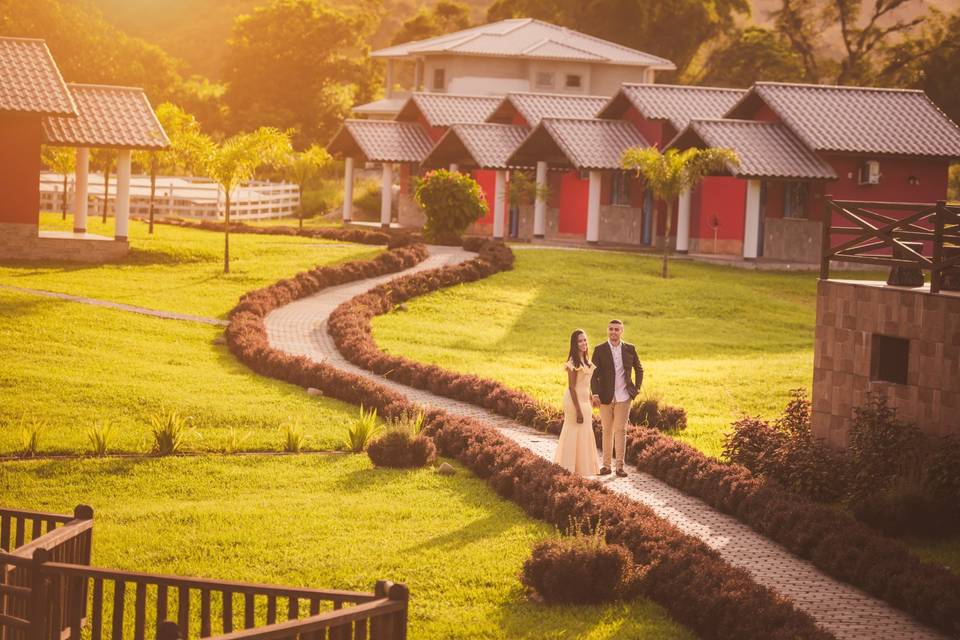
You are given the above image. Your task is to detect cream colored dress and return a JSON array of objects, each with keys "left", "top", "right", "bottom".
[{"left": 553, "top": 359, "right": 600, "bottom": 476}]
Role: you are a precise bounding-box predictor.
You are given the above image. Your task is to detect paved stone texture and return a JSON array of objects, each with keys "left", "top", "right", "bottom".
[
  {"left": 265, "top": 246, "right": 944, "bottom": 640},
  {"left": 0, "top": 284, "right": 228, "bottom": 326}
]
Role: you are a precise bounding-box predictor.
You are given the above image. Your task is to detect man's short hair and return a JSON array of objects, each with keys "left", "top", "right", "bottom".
[{"left": 608, "top": 319, "right": 623, "bottom": 326}]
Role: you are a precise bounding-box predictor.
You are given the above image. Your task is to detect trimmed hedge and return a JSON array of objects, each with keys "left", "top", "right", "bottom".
[
  {"left": 521, "top": 537, "right": 638, "bottom": 604},
  {"left": 325, "top": 240, "right": 960, "bottom": 637},
  {"left": 225, "top": 239, "right": 831, "bottom": 640},
  {"left": 367, "top": 429, "right": 437, "bottom": 468}
]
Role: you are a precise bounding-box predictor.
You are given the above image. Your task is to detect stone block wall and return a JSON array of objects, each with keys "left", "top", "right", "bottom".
[
  {"left": 0, "top": 223, "right": 129, "bottom": 263},
  {"left": 764, "top": 217, "right": 821, "bottom": 263},
  {"left": 812, "top": 279, "right": 960, "bottom": 446}
]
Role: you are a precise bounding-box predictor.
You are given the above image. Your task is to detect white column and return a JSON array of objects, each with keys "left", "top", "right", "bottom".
[
  {"left": 342, "top": 157, "right": 354, "bottom": 223},
  {"left": 743, "top": 179, "right": 761, "bottom": 259},
  {"left": 114, "top": 150, "right": 131, "bottom": 240},
  {"left": 533, "top": 161, "right": 547, "bottom": 238},
  {"left": 449, "top": 163, "right": 459, "bottom": 172},
  {"left": 676, "top": 188, "right": 691, "bottom": 253},
  {"left": 73, "top": 147, "right": 89, "bottom": 233},
  {"left": 493, "top": 169, "right": 507, "bottom": 239},
  {"left": 380, "top": 163, "right": 393, "bottom": 228},
  {"left": 386, "top": 60, "right": 395, "bottom": 98},
  {"left": 586, "top": 170, "right": 601, "bottom": 243}
]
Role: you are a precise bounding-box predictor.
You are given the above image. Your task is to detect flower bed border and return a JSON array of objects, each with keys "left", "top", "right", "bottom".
[
  {"left": 326, "top": 240, "right": 960, "bottom": 637},
  {"left": 138, "top": 216, "right": 414, "bottom": 246},
  {"left": 226, "top": 238, "right": 830, "bottom": 640}
]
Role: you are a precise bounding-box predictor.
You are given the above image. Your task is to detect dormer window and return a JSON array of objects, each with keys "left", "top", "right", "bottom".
[
  {"left": 535, "top": 72, "right": 555, "bottom": 89},
  {"left": 433, "top": 68, "right": 445, "bottom": 91},
  {"left": 565, "top": 74, "right": 582, "bottom": 88}
]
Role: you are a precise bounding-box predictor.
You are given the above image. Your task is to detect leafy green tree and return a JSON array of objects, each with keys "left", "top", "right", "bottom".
[
  {"left": 91, "top": 149, "right": 116, "bottom": 223},
  {"left": 133, "top": 103, "right": 214, "bottom": 234},
  {"left": 223, "top": 0, "right": 378, "bottom": 146},
  {"left": 949, "top": 164, "right": 960, "bottom": 202},
  {"left": 285, "top": 145, "right": 332, "bottom": 229},
  {"left": 41, "top": 146, "right": 75, "bottom": 220},
  {"left": 392, "top": 1, "right": 471, "bottom": 44},
  {"left": 698, "top": 26, "right": 807, "bottom": 87},
  {"left": 414, "top": 170, "right": 488, "bottom": 244},
  {"left": 622, "top": 147, "right": 739, "bottom": 279},
  {"left": 203, "top": 128, "right": 293, "bottom": 273},
  {"left": 486, "top": 0, "right": 749, "bottom": 77}
]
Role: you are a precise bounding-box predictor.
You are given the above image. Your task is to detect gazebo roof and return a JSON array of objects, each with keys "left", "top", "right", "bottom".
[
  {"left": 597, "top": 83, "right": 746, "bottom": 131},
  {"left": 396, "top": 93, "right": 502, "bottom": 127},
  {"left": 508, "top": 118, "right": 648, "bottom": 170},
  {"left": 0, "top": 37, "right": 76, "bottom": 117},
  {"left": 422, "top": 123, "right": 531, "bottom": 169},
  {"left": 487, "top": 92, "right": 609, "bottom": 126},
  {"left": 42, "top": 84, "right": 169, "bottom": 150},
  {"left": 327, "top": 120, "right": 434, "bottom": 163}
]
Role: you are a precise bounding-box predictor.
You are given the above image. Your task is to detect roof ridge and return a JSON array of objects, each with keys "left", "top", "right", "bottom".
[
  {"left": 507, "top": 91, "right": 608, "bottom": 100},
  {"left": 691, "top": 117, "right": 784, "bottom": 125},
  {"left": 413, "top": 92, "right": 503, "bottom": 100},
  {"left": 526, "top": 19, "right": 674, "bottom": 67},
  {"left": 525, "top": 38, "right": 604, "bottom": 59},
  {"left": 0, "top": 36, "right": 49, "bottom": 43},
  {"left": 622, "top": 83, "right": 745, "bottom": 93},
  {"left": 68, "top": 83, "right": 147, "bottom": 92},
  {"left": 755, "top": 81, "right": 924, "bottom": 95}
]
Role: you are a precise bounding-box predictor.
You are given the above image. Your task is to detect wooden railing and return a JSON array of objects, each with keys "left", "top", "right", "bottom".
[
  {"left": 0, "top": 508, "right": 408, "bottom": 640},
  {"left": 820, "top": 198, "right": 960, "bottom": 292}
]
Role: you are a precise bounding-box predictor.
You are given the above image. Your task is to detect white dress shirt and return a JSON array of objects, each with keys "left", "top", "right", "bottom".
[{"left": 609, "top": 340, "right": 629, "bottom": 403}]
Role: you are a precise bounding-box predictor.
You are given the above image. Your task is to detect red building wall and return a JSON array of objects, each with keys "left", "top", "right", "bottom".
[
  {"left": 623, "top": 106, "right": 668, "bottom": 148},
  {"left": 0, "top": 114, "right": 42, "bottom": 225},
  {"left": 690, "top": 176, "right": 747, "bottom": 243},
  {"left": 473, "top": 169, "right": 497, "bottom": 225},
  {"left": 558, "top": 170, "right": 589, "bottom": 234}
]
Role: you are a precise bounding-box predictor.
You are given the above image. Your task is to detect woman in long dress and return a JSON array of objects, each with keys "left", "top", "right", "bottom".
[{"left": 553, "top": 329, "right": 600, "bottom": 475}]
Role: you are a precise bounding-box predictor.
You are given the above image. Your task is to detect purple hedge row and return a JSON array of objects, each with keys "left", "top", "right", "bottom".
[
  {"left": 143, "top": 216, "right": 415, "bottom": 246},
  {"left": 325, "top": 240, "right": 960, "bottom": 637},
  {"left": 225, "top": 239, "right": 831, "bottom": 639}
]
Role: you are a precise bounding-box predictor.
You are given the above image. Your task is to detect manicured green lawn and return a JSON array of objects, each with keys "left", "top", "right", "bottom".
[
  {"left": 0, "top": 456, "right": 692, "bottom": 640},
  {"left": 5, "top": 212, "right": 379, "bottom": 318},
  {"left": 373, "top": 248, "right": 822, "bottom": 458}
]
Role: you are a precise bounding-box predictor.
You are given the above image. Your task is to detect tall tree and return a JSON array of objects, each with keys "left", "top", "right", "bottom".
[
  {"left": 392, "top": 1, "right": 471, "bottom": 44},
  {"left": 41, "top": 146, "right": 75, "bottom": 221},
  {"left": 203, "top": 128, "right": 292, "bottom": 273},
  {"left": 90, "top": 149, "right": 116, "bottom": 223},
  {"left": 698, "top": 26, "right": 807, "bottom": 87},
  {"left": 622, "top": 147, "right": 739, "bottom": 279},
  {"left": 223, "top": 0, "right": 378, "bottom": 147},
  {"left": 284, "top": 145, "right": 332, "bottom": 229},
  {"left": 486, "top": 0, "right": 749, "bottom": 77}
]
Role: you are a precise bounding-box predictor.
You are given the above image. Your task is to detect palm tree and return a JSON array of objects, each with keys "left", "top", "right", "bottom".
[
  {"left": 41, "top": 146, "right": 75, "bottom": 220},
  {"left": 203, "top": 127, "right": 292, "bottom": 273},
  {"left": 622, "top": 146, "right": 739, "bottom": 279},
  {"left": 285, "top": 144, "right": 331, "bottom": 230}
]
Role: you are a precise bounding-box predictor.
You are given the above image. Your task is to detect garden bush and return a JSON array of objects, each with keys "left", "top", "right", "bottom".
[
  {"left": 414, "top": 170, "right": 487, "bottom": 244},
  {"left": 521, "top": 536, "right": 639, "bottom": 604},
  {"left": 367, "top": 429, "right": 437, "bottom": 468},
  {"left": 629, "top": 396, "right": 688, "bottom": 431}
]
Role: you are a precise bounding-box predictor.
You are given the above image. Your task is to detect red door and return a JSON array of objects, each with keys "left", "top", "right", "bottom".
[{"left": 558, "top": 170, "right": 588, "bottom": 235}]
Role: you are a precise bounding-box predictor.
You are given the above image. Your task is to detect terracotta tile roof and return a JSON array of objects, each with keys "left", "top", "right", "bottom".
[
  {"left": 669, "top": 119, "right": 837, "bottom": 180},
  {"left": 509, "top": 118, "right": 648, "bottom": 169},
  {"left": 727, "top": 82, "right": 960, "bottom": 158},
  {"left": 489, "top": 92, "right": 610, "bottom": 126},
  {"left": 352, "top": 97, "right": 408, "bottom": 117},
  {"left": 423, "top": 123, "right": 531, "bottom": 168},
  {"left": 327, "top": 120, "right": 434, "bottom": 162},
  {"left": 372, "top": 19, "right": 675, "bottom": 69},
  {"left": 396, "top": 93, "right": 502, "bottom": 126},
  {"left": 597, "top": 83, "right": 746, "bottom": 131},
  {"left": 42, "top": 84, "right": 169, "bottom": 149},
  {"left": 0, "top": 37, "right": 76, "bottom": 116}
]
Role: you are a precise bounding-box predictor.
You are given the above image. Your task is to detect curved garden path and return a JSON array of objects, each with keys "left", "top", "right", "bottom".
[{"left": 265, "top": 245, "right": 941, "bottom": 640}]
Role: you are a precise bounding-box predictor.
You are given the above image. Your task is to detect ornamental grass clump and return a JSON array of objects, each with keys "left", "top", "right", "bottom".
[
  {"left": 86, "top": 421, "right": 116, "bottom": 457},
  {"left": 344, "top": 405, "right": 380, "bottom": 453},
  {"left": 19, "top": 416, "right": 47, "bottom": 458},
  {"left": 414, "top": 169, "right": 487, "bottom": 244},
  {"left": 149, "top": 408, "right": 195, "bottom": 456},
  {"left": 281, "top": 419, "right": 306, "bottom": 453}
]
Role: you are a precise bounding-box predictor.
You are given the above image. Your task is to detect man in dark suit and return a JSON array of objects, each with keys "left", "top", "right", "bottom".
[{"left": 590, "top": 319, "right": 643, "bottom": 477}]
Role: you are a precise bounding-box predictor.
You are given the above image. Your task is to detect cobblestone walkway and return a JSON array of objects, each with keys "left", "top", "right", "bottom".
[
  {"left": 265, "top": 246, "right": 943, "bottom": 640},
  {"left": 0, "top": 284, "right": 228, "bottom": 326}
]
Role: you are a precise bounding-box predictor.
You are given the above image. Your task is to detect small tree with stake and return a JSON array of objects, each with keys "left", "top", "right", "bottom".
[
  {"left": 41, "top": 146, "right": 75, "bottom": 220},
  {"left": 622, "top": 146, "right": 739, "bottom": 279},
  {"left": 203, "top": 127, "right": 292, "bottom": 274},
  {"left": 91, "top": 148, "right": 116, "bottom": 223},
  {"left": 285, "top": 144, "right": 332, "bottom": 229}
]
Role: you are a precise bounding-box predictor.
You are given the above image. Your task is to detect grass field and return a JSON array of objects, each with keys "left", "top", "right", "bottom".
[
  {"left": 0, "top": 456, "right": 691, "bottom": 640},
  {"left": 373, "top": 248, "right": 823, "bottom": 458},
  {"left": 13, "top": 212, "right": 379, "bottom": 318}
]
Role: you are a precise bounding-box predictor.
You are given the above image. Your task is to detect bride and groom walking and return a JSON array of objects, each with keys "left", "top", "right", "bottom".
[{"left": 554, "top": 319, "right": 644, "bottom": 478}]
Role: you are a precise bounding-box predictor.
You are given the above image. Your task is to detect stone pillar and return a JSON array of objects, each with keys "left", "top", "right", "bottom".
[
  {"left": 534, "top": 161, "right": 547, "bottom": 239},
  {"left": 449, "top": 163, "right": 458, "bottom": 172},
  {"left": 493, "top": 169, "right": 507, "bottom": 240},
  {"left": 586, "top": 170, "right": 601, "bottom": 244},
  {"left": 380, "top": 163, "right": 393, "bottom": 228},
  {"left": 342, "top": 157, "right": 354, "bottom": 223},
  {"left": 676, "top": 188, "right": 691, "bottom": 253},
  {"left": 73, "top": 147, "right": 89, "bottom": 233},
  {"left": 743, "top": 179, "right": 761, "bottom": 259},
  {"left": 115, "top": 150, "right": 131, "bottom": 240}
]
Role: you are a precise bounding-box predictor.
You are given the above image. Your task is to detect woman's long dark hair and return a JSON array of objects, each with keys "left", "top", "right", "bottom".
[{"left": 567, "top": 329, "right": 590, "bottom": 369}]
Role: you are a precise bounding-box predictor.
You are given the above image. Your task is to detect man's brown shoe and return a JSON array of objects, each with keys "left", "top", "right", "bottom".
[
  {"left": 616, "top": 468, "right": 628, "bottom": 478},
  {"left": 599, "top": 467, "right": 611, "bottom": 475}
]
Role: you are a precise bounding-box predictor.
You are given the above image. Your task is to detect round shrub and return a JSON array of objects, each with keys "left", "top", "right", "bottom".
[
  {"left": 520, "top": 537, "right": 639, "bottom": 604},
  {"left": 367, "top": 429, "right": 437, "bottom": 468},
  {"left": 629, "top": 397, "right": 687, "bottom": 432},
  {"left": 414, "top": 170, "right": 488, "bottom": 244}
]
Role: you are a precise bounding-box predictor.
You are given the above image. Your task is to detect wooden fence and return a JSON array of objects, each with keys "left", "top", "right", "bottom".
[
  {"left": 0, "top": 508, "right": 407, "bottom": 640},
  {"left": 820, "top": 198, "right": 960, "bottom": 292}
]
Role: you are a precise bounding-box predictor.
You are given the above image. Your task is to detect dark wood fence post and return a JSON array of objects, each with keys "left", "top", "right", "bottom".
[
  {"left": 27, "top": 549, "right": 50, "bottom": 640},
  {"left": 157, "top": 620, "right": 181, "bottom": 640},
  {"left": 820, "top": 196, "right": 833, "bottom": 281},
  {"left": 931, "top": 200, "right": 946, "bottom": 294},
  {"left": 387, "top": 583, "right": 408, "bottom": 640}
]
